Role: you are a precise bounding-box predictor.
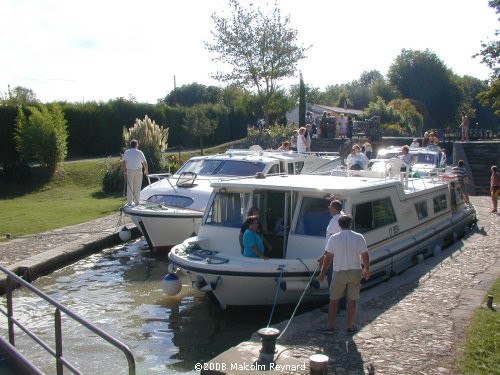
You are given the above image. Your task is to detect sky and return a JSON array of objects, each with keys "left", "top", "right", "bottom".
[{"left": 0, "top": 0, "right": 497, "bottom": 104}]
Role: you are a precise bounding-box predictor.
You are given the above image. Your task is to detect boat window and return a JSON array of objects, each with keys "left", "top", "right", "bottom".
[
  {"left": 288, "top": 163, "right": 294, "bottom": 174},
  {"left": 268, "top": 164, "right": 280, "bottom": 175},
  {"left": 433, "top": 194, "right": 448, "bottom": 213},
  {"left": 205, "top": 192, "right": 245, "bottom": 227},
  {"left": 146, "top": 195, "right": 194, "bottom": 208},
  {"left": 415, "top": 201, "right": 428, "bottom": 220},
  {"left": 213, "top": 160, "right": 266, "bottom": 176},
  {"left": 295, "top": 197, "right": 331, "bottom": 237},
  {"left": 411, "top": 153, "right": 437, "bottom": 165},
  {"left": 353, "top": 197, "right": 397, "bottom": 233},
  {"left": 294, "top": 162, "right": 304, "bottom": 174},
  {"left": 176, "top": 160, "right": 222, "bottom": 175}
]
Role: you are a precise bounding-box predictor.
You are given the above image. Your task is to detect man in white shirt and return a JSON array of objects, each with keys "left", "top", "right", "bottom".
[
  {"left": 319, "top": 200, "right": 343, "bottom": 286},
  {"left": 319, "top": 215, "right": 370, "bottom": 333},
  {"left": 122, "top": 139, "right": 148, "bottom": 205}
]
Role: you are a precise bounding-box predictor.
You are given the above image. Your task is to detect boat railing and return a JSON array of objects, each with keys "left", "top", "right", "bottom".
[
  {"left": 0, "top": 265, "right": 136, "bottom": 375},
  {"left": 147, "top": 172, "right": 172, "bottom": 185}
]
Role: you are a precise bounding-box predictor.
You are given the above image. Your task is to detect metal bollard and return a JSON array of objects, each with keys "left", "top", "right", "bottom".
[
  {"left": 309, "top": 354, "right": 328, "bottom": 375},
  {"left": 257, "top": 327, "right": 280, "bottom": 368},
  {"left": 487, "top": 295, "right": 494, "bottom": 310}
]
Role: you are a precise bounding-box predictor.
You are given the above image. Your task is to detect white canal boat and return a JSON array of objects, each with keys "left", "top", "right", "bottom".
[
  {"left": 123, "top": 149, "right": 339, "bottom": 252},
  {"left": 168, "top": 164, "right": 476, "bottom": 308}
]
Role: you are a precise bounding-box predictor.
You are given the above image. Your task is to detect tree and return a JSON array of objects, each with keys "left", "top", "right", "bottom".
[
  {"left": 182, "top": 106, "right": 218, "bottom": 155},
  {"left": 388, "top": 49, "right": 464, "bottom": 129},
  {"left": 160, "top": 83, "right": 223, "bottom": 107},
  {"left": 388, "top": 98, "right": 424, "bottom": 135},
  {"left": 474, "top": 0, "right": 500, "bottom": 115},
  {"left": 123, "top": 115, "right": 169, "bottom": 173},
  {"left": 205, "top": 0, "right": 307, "bottom": 124},
  {"left": 1, "top": 86, "right": 39, "bottom": 106},
  {"left": 15, "top": 104, "right": 68, "bottom": 171},
  {"left": 289, "top": 83, "right": 321, "bottom": 104},
  {"left": 299, "top": 73, "right": 306, "bottom": 126}
]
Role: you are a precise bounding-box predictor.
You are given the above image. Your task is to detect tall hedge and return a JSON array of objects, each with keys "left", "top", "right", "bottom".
[{"left": 0, "top": 105, "right": 19, "bottom": 170}]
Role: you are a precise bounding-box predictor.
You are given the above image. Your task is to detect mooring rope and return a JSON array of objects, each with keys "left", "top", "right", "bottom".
[
  {"left": 276, "top": 262, "right": 322, "bottom": 341},
  {"left": 267, "top": 265, "right": 286, "bottom": 328}
]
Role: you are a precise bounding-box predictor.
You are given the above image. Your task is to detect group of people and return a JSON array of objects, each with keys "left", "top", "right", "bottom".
[
  {"left": 318, "top": 112, "right": 354, "bottom": 139},
  {"left": 289, "top": 123, "right": 313, "bottom": 153},
  {"left": 346, "top": 143, "right": 372, "bottom": 170}
]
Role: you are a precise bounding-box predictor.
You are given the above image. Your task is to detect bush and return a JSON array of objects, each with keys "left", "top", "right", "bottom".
[
  {"left": 15, "top": 104, "right": 68, "bottom": 171},
  {"left": 123, "top": 115, "right": 169, "bottom": 173},
  {"left": 102, "top": 158, "right": 124, "bottom": 193},
  {"left": 241, "top": 124, "right": 294, "bottom": 149},
  {"left": 381, "top": 123, "right": 405, "bottom": 136}
]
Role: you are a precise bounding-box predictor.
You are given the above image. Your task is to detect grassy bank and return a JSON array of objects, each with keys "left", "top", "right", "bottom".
[
  {"left": 455, "top": 277, "right": 500, "bottom": 374},
  {"left": 0, "top": 159, "right": 124, "bottom": 240}
]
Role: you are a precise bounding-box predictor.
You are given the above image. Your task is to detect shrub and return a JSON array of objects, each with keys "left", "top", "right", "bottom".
[
  {"left": 123, "top": 115, "right": 169, "bottom": 173},
  {"left": 241, "top": 124, "right": 294, "bottom": 149},
  {"left": 102, "top": 158, "right": 124, "bottom": 193},
  {"left": 15, "top": 104, "right": 68, "bottom": 172}
]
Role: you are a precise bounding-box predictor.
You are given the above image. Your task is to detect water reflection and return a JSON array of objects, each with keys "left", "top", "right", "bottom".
[{"left": 0, "top": 240, "right": 319, "bottom": 374}]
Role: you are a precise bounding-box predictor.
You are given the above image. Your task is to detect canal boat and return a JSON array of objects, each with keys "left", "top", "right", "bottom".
[
  {"left": 168, "top": 163, "right": 475, "bottom": 308},
  {"left": 375, "top": 145, "right": 448, "bottom": 177},
  {"left": 123, "top": 149, "right": 339, "bottom": 252}
]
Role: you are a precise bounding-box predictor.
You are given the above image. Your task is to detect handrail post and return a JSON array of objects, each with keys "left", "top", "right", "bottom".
[
  {"left": 6, "top": 277, "right": 15, "bottom": 346},
  {"left": 55, "top": 308, "right": 63, "bottom": 375}
]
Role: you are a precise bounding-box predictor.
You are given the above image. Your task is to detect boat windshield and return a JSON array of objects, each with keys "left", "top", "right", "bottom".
[
  {"left": 376, "top": 150, "right": 400, "bottom": 159},
  {"left": 176, "top": 159, "right": 266, "bottom": 177},
  {"left": 410, "top": 153, "right": 437, "bottom": 165}
]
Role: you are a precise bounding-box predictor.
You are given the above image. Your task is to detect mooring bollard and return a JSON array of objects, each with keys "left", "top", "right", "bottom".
[
  {"left": 257, "top": 327, "right": 280, "bottom": 368},
  {"left": 309, "top": 354, "right": 328, "bottom": 375},
  {"left": 487, "top": 295, "right": 494, "bottom": 310}
]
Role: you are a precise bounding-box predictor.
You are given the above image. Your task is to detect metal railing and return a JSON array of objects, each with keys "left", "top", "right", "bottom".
[{"left": 0, "top": 265, "right": 136, "bottom": 375}]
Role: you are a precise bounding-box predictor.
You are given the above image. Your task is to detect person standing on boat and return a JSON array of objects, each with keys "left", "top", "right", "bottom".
[
  {"left": 305, "top": 124, "right": 312, "bottom": 152},
  {"left": 241, "top": 216, "right": 270, "bottom": 260},
  {"left": 399, "top": 145, "right": 412, "bottom": 171},
  {"left": 490, "top": 165, "right": 499, "bottom": 213},
  {"left": 297, "top": 127, "right": 308, "bottom": 153},
  {"left": 452, "top": 160, "right": 470, "bottom": 205},
  {"left": 319, "top": 215, "right": 370, "bottom": 333},
  {"left": 122, "top": 139, "right": 148, "bottom": 205},
  {"left": 290, "top": 130, "right": 298, "bottom": 151}
]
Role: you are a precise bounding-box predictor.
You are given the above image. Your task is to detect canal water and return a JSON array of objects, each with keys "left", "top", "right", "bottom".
[{"left": 0, "top": 240, "right": 319, "bottom": 374}]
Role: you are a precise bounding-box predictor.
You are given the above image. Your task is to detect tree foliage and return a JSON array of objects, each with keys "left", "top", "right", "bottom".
[
  {"left": 205, "top": 0, "right": 307, "bottom": 123},
  {"left": 15, "top": 104, "right": 68, "bottom": 171},
  {"left": 160, "top": 83, "right": 223, "bottom": 107},
  {"left": 182, "top": 105, "right": 219, "bottom": 155},
  {"left": 1, "top": 86, "right": 39, "bottom": 106},
  {"left": 123, "top": 115, "right": 169, "bottom": 173},
  {"left": 299, "top": 73, "right": 306, "bottom": 126},
  {"left": 388, "top": 49, "right": 464, "bottom": 129}
]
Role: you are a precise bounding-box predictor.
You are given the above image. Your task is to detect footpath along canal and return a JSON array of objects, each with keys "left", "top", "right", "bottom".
[{"left": 0, "top": 196, "right": 498, "bottom": 374}]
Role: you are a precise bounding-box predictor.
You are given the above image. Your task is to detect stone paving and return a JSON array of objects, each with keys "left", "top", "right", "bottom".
[
  {"left": 271, "top": 196, "right": 499, "bottom": 374},
  {"left": 0, "top": 211, "right": 132, "bottom": 267}
]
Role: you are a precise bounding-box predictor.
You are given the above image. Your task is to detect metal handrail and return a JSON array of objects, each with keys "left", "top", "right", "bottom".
[{"left": 0, "top": 265, "right": 136, "bottom": 375}]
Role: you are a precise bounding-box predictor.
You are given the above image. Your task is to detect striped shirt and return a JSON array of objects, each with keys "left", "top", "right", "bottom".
[{"left": 452, "top": 166, "right": 467, "bottom": 183}]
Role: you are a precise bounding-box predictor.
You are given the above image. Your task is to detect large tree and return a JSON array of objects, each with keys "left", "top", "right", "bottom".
[
  {"left": 474, "top": 0, "right": 500, "bottom": 115},
  {"left": 388, "top": 49, "right": 464, "bottom": 129},
  {"left": 182, "top": 106, "right": 218, "bottom": 155},
  {"left": 205, "top": 0, "right": 307, "bottom": 124},
  {"left": 159, "top": 83, "right": 222, "bottom": 107}
]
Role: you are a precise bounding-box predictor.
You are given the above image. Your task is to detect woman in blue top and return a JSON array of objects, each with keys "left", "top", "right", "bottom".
[{"left": 242, "top": 217, "right": 270, "bottom": 260}]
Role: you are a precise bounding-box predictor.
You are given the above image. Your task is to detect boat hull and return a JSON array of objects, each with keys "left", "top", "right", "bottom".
[{"left": 123, "top": 205, "right": 203, "bottom": 252}]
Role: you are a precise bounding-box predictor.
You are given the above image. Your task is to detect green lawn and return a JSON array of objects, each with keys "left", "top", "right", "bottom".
[
  {"left": 455, "top": 277, "right": 500, "bottom": 375},
  {"left": 0, "top": 159, "right": 124, "bottom": 239}
]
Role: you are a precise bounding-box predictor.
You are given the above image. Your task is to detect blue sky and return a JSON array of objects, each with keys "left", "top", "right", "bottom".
[{"left": 0, "top": 0, "right": 497, "bottom": 103}]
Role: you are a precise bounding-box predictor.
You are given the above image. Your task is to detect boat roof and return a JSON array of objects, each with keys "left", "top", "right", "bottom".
[
  {"left": 184, "top": 149, "right": 337, "bottom": 164},
  {"left": 210, "top": 173, "right": 448, "bottom": 195},
  {"left": 210, "top": 174, "right": 399, "bottom": 193}
]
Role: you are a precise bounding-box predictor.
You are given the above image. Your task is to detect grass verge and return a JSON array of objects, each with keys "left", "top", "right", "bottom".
[
  {"left": 0, "top": 159, "right": 125, "bottom": 240},
  {"left": 455, "top": 277, "right": 500, "bottom": 375}
]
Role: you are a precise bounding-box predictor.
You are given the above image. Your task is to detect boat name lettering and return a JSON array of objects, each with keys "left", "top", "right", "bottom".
[{"left": 389, "top": 224, "right": 400, "bottom": 237}]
